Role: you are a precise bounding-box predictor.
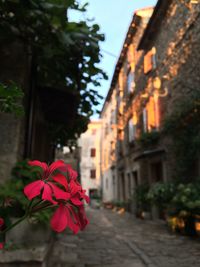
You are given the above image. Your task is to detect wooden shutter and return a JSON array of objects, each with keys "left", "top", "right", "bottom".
[
  {"left": 144, "top": 50, "right": 153, "bottom": 74},
  {"left": 90, "top": 148, "right": 96, "bottom": 157},
  {"left": 90, "top": 169, "right": 96, "bottom": 179}
]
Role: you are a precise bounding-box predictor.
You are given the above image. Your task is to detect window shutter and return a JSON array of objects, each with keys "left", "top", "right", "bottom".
[
  {"left": 144, "top": 50, "right": 153, "bottom": 74},
  {"left": 148, "top": 97, "right": 156, "bottom": 131},
  {"left": 127, "top": 71, "right": 135, "bottom": 94},
  {"left": 90, "top": 148, "right": 96, "bottom": 157},
  {"left": 90, "top": 169, "right": 96, "bottom": 179},
  {"left": 128, "top": 118, "right": 136, "bottom": 142},
  {"left": 144, "top": 47, "right": 156, "bottom": 74},
  {"left": 143, "top": 108, "right": 148, "bottom": 132}
]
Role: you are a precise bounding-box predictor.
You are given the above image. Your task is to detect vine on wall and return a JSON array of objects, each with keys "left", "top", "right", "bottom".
[{"left": 162, "top": 91, "right": 200, "bottom": 181}]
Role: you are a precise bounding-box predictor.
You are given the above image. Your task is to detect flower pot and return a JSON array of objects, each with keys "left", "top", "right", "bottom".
[
  {"left": 195, "top": 215, "right": 200, "bottom": 237},
  {"left": 6, "top": 218, "right": 52, "bottom": 246}
]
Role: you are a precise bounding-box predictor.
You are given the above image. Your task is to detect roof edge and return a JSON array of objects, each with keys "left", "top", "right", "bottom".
[{"left": 138, "top": 0, "right": 173, "bottom": 50}]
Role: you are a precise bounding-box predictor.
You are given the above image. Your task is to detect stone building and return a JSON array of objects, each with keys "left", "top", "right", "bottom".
[
  {"left": 101, "top": 0, "right": 200, "bottom": 216},
  {"left": 100, "top": 8, "right": 154, "bottom": 203},
  {"left": 78, "top": 120, "right": 102, "bottom": 199},
  {"left": 100, "top": 89, "right": 118, "bottom": 202},
  {"left": 136, "top": 0, "right": 200, "bottom": 186}
]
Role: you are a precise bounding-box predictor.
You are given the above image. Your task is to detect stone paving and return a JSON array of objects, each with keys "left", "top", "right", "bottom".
[{"left": 48, "top": 207, "right": 200, "bottom": 267}]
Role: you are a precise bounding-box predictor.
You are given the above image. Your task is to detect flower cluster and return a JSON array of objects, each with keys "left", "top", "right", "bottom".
[
  {"left": 0, "top": 160, "right": 90, "bottom": 249},
  {"left": 0, "top": 218, "right": 4, "bottom": 249}
]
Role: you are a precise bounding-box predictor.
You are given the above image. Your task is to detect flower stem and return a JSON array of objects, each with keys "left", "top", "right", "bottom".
[
  {"left": 1, "top": 200, "right": 33, "bottom": 234},
  {"left": 1, "top": 214, "right": 28, "bottom": 234}
]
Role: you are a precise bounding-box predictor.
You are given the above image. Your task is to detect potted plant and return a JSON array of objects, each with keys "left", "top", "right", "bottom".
[
  {"left": 168, "top": 182, "right": 200, "bottom": 236},
  {"left": 134, "top": 184, "right": 150, "bottom": 219},
  {"left": 147, "top": 181, "right": 176, "bottom": 220}
]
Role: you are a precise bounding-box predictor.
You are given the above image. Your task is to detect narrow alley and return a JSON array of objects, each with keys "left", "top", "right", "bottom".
[{"left": 48, "top": 207, "right": 200, "bottom": 267}]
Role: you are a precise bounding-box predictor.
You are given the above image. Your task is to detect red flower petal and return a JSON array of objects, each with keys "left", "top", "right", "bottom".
[
  {"left": 24, "top": 180, "right": 44, "bottom": 200},
  {"left": 49, "top": 182, "right": 70, "bottom": 200},
  {"left": 79, "top": 190, "right": 90, "bottom": 204},
  {"left": 73, "top": 205, "right": 89, "bottom": 231},
  {"left": 71, "top": 196, "right": 83, "bottom": 206},
  {"left": 0, "top": 218, "right": 4, "bottom": 227},
  {"left": 53, "top": 173, "right": 68, "bottom": 190},
  {"left": 49, "top": 160, "right": 67, "bottom": 174},
  {"left": 42, "top": 184, "right": 57, "bottom": 204},
  {"left": 78, "top": 206, "right": 89, "bottom": 230},
  {"left": 28, "top": 160, "right": 48, "bottom": 172},
  {"left": 70, "top": 180, "right": 81, "bottom": 195},
  {"left": 50, "top": 204, "right": 68, "bottom": 232},
  {"left": 65, "top": 207, "right": 79, "bottom": 234},
  {"left": 0, "top": 243, "right": 4, "bottom": 250},
  {"left": 67, "top": 165, "right": 78, "bottom": 180}
]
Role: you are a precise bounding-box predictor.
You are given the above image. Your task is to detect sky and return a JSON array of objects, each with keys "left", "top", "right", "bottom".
[{"left": 69, "top": 0, "right": 158, "bottom": 117}]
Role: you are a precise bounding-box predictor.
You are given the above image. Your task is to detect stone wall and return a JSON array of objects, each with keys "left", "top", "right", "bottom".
[
  {"left": 0, "top": 42, "right": 31, "bottom": 183},
  {"left": 134, "top": 0, "right": 200, "bottom": 181}
]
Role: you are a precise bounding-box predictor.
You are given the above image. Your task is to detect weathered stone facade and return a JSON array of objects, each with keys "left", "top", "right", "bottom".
[
  {"left": 0, "top": 43, "right": 30, "bottom": 183},
  {"left": 131, "top": 0, "right": 200, "bottom": 190},
  {"left": 100, "top": 0, "right": 200, "bottom": 217},
  {"left": 100, "top": 8, "right": 154, "bottom": 203}
]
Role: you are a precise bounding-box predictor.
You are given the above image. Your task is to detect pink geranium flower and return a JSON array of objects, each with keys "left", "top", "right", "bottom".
[
  {"left": 69, "top": 180, "right": 90, "bottom": 206},
  {"left": 50, "top": 202, "right": 88, "bottom": 233},
  {"left": 0, "top": 217, "right": 4, "bottom": 230},
  {"left": 24, "top": 160, "right": 70, "bottom": 204},
  {"left": 0, "top": 218, "right": 4, "bottom": 227},
  {"left": 0, "top": 217, "right": 5, "bottom": 250},
  {"left": 50, "top": 178, "right": 90, "bottom": 233},
  {"left": 24, "top": 161, "right": 90, "bottom": 234},
  {"left": 72, "top": 205, "right": 89, "bottom": 231},
  {"left": 66, "top": 164, "right": 78, "bottom": 180}
]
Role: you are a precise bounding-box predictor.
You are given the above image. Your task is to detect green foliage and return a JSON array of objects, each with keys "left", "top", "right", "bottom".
[
  {"left": 0, "top": 82, "right": 24, "bottom": 116},
  {"left": 31, "top": 208, "right": 53, "bottom": 227},
  {"left": 146, "top": 180, "right": 200, "bottom": 218},
  {"left": 147, "top": 182, "right": 176, "bottom": 208},
  {"left": 11, "top": 160, "right": 41, "bottom": 184},
  {"left": 49, "top": 113, "right": 89, "bottom": 146},
  {"left": 0, "top": 160, "right": 51, "bottom": 226},
  {"left": 170, "top": 182, "right": 200, "bottom": 216},
  {"left": 137, "top": 131, "right": 160, "bottom": 148},
  {"left": 0, "top": 0, "right": 107, "bottom": 144},
  {"left": 162, "top": 92, "right": 200, "bottom": 180},
  {"left": 134, "top": 184, "right": 150, "bottom": 211}
]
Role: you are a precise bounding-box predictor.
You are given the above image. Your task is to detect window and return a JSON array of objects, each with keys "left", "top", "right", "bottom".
[
  {"left": 128, "top": 118, "right": 136, "bottom": 142},
  {"left": 151, "top": 162, "right": 163, "bottom": 182},
  {"left": 132, "top": 171, "right": 138, "bottom": 187},
  {"left": 143, "top": 108, "right": 148, "bottom": 132},
  {"left": 144, "top": 47, "right": 156, "bottom": 74},
  {"left": 90, "top": 148, "right": 96, "bottom": 157},
  {"left": 106, "top": 178, "right": 109, "bottom": 190},
  {"left": 144, "top": 96, "right": 160, "bottom": 132},
  {"left": 127, "top": 69, "right": 135, "bottom": 94},
  {"left": 90, "top": 169, "right": 96, "bottom": 179}
]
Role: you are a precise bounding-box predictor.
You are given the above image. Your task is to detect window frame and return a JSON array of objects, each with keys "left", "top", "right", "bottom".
[
  {"left": 127, "top": 68, "right": 135, "bottom": 94},
  {"left": 90, "top": 148, "right": 96, "bottom": 157},
  {"left": 90, "top": 169, "right": 96, "bottom": 179},
  {"left": 128, "top": 118, "right": 136, "bottom": 143}
]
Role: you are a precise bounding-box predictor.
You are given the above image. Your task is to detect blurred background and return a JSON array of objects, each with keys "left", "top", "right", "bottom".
[{"left": 0, "top": 0, "right": 200, "bottom": 266}]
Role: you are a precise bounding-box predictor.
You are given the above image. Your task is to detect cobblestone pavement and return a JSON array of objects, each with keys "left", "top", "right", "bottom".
[{"left": 48, "top": 207, "right": 200, "bottom": 267}]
